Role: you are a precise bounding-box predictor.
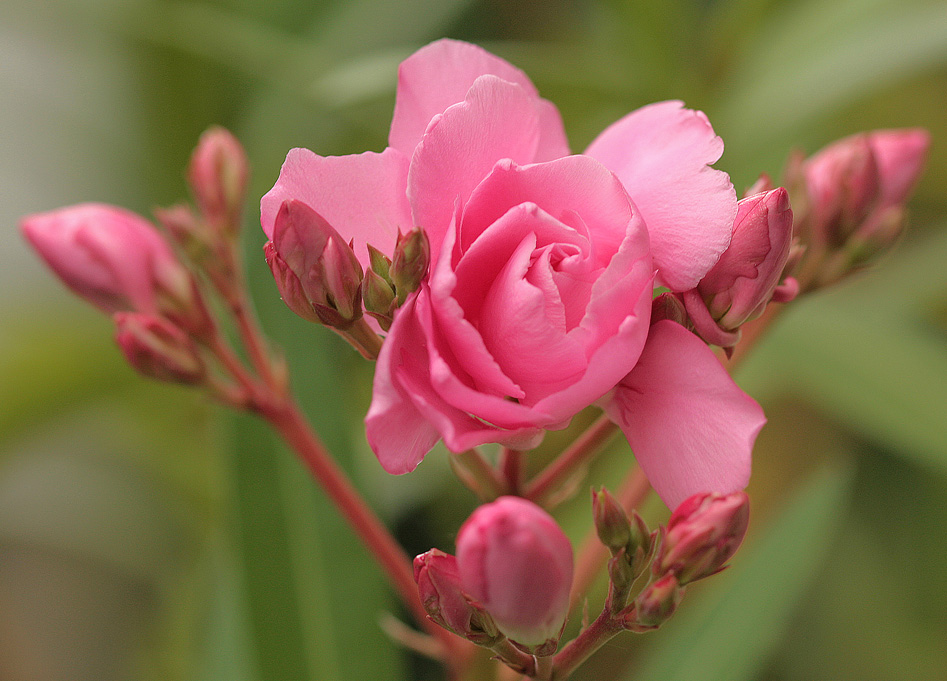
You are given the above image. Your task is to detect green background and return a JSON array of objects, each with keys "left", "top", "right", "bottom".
[{"left": 2, "top": 0, "right": 946, "bottom": 679}]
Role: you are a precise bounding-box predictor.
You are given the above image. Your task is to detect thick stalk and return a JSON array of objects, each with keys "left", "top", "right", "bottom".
[
  {"left": 499, "top": 447, "right": 525, "bottom": 495},
  {"left": 259, "top": 397, "right": 469, "bottom": 663},
  {"left": 550, "top": 609, "right": 625, "bottom": 681}
]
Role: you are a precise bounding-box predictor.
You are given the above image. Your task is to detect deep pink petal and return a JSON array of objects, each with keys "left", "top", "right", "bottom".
[
  {"left": 585, "top": 101, "right": 737, "bottom": 291},
  {"left": 389, "top": 39, "right": 567, "bottom": 158},
  {"left": 260, "top": 147, "right": 411, "bottom": 269},
  {"left": 603, "top": 320, "right": 764, "bottom": 508},
  {"left": 407, "top": 76, "right": 542, "bottom": 259}
]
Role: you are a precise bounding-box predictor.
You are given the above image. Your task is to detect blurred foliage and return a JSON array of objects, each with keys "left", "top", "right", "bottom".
[{"left": 1, "top": 0, "right": 945, "bottom": 679}]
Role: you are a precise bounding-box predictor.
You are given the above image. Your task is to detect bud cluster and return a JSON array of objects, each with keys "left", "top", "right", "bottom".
[
  {"left": 784, "top": 128, "right": 930, "bottom": 292},
  {"left": 413, "top": 496, "right": 573, "bottom": 664},
  {"left": 592, "top": 488, "right": 654, "bottom": 612}
]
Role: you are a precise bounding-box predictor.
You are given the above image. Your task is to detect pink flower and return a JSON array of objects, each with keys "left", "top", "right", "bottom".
[
  {"left": 413, "top": 548, "right": 498, "bottom": 645},
  {"left": 262, "top": 40, "right": 755, "bottom": 496},
  {"left": 456, "top": 496, "right": 573, "bottom": 650},
  {"left": 21, "top": 202, "right": 190, "bottom": 315}
]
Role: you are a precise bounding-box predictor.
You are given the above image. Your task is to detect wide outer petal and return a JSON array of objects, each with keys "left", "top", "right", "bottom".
[
  {"left": 408, "top": 76, "right": 542, "bottom": 259},
  {"left": 603, "top": 320, "right": 764, "bottom": 508},
  {"left": 389, "top": 39, "right": 568, "bottom": 159},
  {"left": 260, "top": 147, "right": 411, "bottom": 269},
  {"left": 585, "top": 101, "right": 737, "bottom": 291}
]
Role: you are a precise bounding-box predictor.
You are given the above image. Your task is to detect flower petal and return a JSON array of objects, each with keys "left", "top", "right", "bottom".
[
  {"left": 603, "top": 320, "right": 764, "bottom": 508},
  {"left": 408, "top": 76, "right": 542, "bottom": 258},
  {"left": 389, "top": 39, "right": 567, "bottom": 159},
  {"left": 585, "top": 101, "right": 737, "bottom": 291},
  {"left": 260, "top": 147, "right": 411, "bottom": 269}
]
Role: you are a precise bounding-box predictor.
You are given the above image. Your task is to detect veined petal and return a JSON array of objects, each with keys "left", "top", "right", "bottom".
[
  {"left": 389, "top": 38, "right": 567, "bottom": 158},
  {"left": 261, "top": 147, "right": 411, "bottom": 269},
  {"left": 603, "top": 320, "right": 764, "bottom": 508},
  {"left": 585, "top": 101, "right": 737, "bottom": 291}
]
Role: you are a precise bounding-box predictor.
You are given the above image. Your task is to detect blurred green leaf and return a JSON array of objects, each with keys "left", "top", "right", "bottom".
[{"left": 626, "top": 458, "right": 855, "bottom": 681}]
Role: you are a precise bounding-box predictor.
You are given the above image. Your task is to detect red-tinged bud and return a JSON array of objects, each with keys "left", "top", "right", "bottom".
[
  {"left": 802, "top": 129, "right": 929, "bottom": 249},
  {"left": 114, "top": 312, "right": 205, "bottom": 384},
  {"left": 390, "top": 227, "right": 430, "bottom": 304},
  {"left": 21, "top": 203, "right": 194, "bottom": 317},
  {"left": 654, "top": 491, "right": 750, "bottom": 585},
  {"left": 269, "top": 200, "right": 364, "bottom": 329},
  {"left": 456, "top": 497, "right": 573, "bottom": 652},
  {"left": 630, "top": 573, "right": 684, "bottom": 629},
  {"left": 706, "top": 189, "right": 795, "bottom": 328},
  {"left": 682, "top": 189, "right": 795, "bottom": 348},
  {"left": 188, "top": 126, "right": 249, "bottom": 234},
  {"left": 413, "top": 549, "right": 500, "bottom": 645}
]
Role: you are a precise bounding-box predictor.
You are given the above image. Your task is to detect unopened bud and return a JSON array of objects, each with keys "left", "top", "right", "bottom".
[
  {"left": 413, "top": 549, "right": 499, "bottom": 646},
  {"left": 362, "top": 268, "right": 396, "bottom": 331},
  {"left": 456, "top": 497, "right": 573, "bottom": 652},
  {"left": 114, "top": 312, "right": 205, "bottom": 384},
  {"left": 654, "top": 491, "right": 750, "bottom": 585},
  {"left": 631, "top": 573, "right": 684, "bottom": 629},
  {"left": 390, "top": 227, "right": 430, "bottom": 304},
  {"left": 188, "top": 126, "right": 249, "bottom": 234},
  {"left": 650, "top": 293, "right": 689, "bottom": 327},
  {"left": 268, "top": 200, "right": 364, "bottom": 328},
  {"left": 593, "top": 487, "right": 632, "bottom": 554},
  {"left": 21, "top": 203, "right": 194, "bottom": 318}
]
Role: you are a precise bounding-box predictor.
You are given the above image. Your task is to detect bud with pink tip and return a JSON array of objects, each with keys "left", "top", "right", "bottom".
[
  {"left": 799, "top": 128, "right": 929, "bottom": 249},
  {"left": 413, "top": 549, "right": 499, "bottom": 645},
  {"left": 389, "top": 227, "right": 430, "bottom": 305},
  {"left": 265, "top": 200, "right": 364, "bottom": 329},
  {"left": 114, "top": 312, "right": 205, "bottom": 384},
  {"left": 653, "top": 491, "right": 750, "bottom": 585},
  {"left": 188, "top": 126, "right": 249, "bottom": 233},
  {"left": 629, "top": 573, "right": 684, "bottom": 629},
  {"left": 683, "top": 189, "right": 796, "bottom": 348},
  {"left": 21, "top": 203, "right": 193, "bottom": 317},
  {"left": 456, "top": 496, "right": 573, "bottom": 653}
]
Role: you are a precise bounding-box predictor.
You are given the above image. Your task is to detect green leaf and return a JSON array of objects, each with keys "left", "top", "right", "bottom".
[{"left": 626, "top": 458, "right": 856, "bottom": 681}]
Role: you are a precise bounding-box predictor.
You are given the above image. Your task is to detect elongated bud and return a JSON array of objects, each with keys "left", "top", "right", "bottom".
[
  {"left": 390, "top": 227, "right": 430, "bottom": 304},
  {"left": 114, "top": 312, "right": 205, "bottom": 384},
  {"left": 413, "top": 549, "right": 500, "bottom": 646},
  {"left": 796, "top": 129, "right": 929, "bottom": 269},
  {"left": 268, "top": 200, "right": 364, "bottom": 328},
  {"left": 456, "top": 497, "right": 573, "bottom": 653},
  {"left": 654, "top": 491, "right": 750, "bottom": 585},
  {"left": 22, "top": 203, "right": 195, "bottom": 317},
  {"left": 630, "top": 573, "right": 684, "bottom": 629},
  {"left": 188, "top": 126, "right": 249, "bottom": 233},
  {"left": 362, "top": 268, "right": 396, "bottom": 331},
  {"left": 593, "top": 487, "right": 632, "bottom": 553}
]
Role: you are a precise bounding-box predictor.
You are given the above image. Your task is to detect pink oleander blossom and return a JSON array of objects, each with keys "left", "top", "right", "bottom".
[{"left": 262, "top": 39, "right": 761, "bottom": 504}]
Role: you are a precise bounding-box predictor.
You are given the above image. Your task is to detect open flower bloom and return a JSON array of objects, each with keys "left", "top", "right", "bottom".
[{"left": 262, "top": 39, "right": 764, "bottom": 506}]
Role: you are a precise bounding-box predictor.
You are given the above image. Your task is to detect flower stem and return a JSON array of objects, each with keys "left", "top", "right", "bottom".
[
  {"left": 452, "top": 449, "right": 508, "bottom": 501},
  {"left": 524, "top": 415, "right": 618, "bottom": 504},
  {"left": 499, "top": 447, "right": 525, "bottom": 495},
  {"left": 339, "top": 317, "right": 384, "bottom": 360},
  {"left": 550, "top": 608, "right": 626, "bottom": 680},
  {"left": 259, "top": 396, "right": 469, "bottom": 662}
]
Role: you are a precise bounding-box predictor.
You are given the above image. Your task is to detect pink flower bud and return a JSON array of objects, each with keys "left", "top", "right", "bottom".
[
  {"left": 803, "top": 129, "right": 929, "bottom": 247},
  {"left": 702, "top": 188, "right": 795, "bottom": 329},
  {"left": 21, "top": 203, "right": 189, "bottom": 316},
  {"left": 188, "top": 126, "right": 249, "bottom": 232},
  {"left": 456, "top": 496, "right": 573, "bottom": 650},
  {"left": 631, "top": 573, "right": 684, "bottom": 629},
  {"left": 389, "top": 227, "right": 431, "bottom": 304},
  {"left": 114, "top": 312, "right": 205, "bottom": 384},
  {"left": 267, "top": 200, "right": 364, "bottom": 328},
  {"left": 654, "top": 491, "right": 750, "bottom": 585},
  {"left": 413, "top": 549, "right": 499, "bottom": 645}
]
